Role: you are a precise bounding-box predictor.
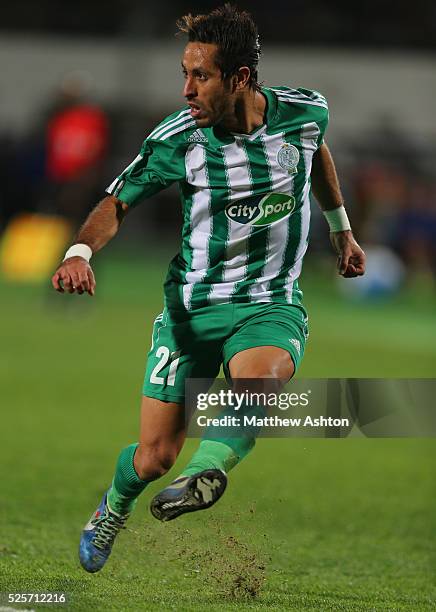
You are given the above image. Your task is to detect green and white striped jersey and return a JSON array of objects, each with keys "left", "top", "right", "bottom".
[{"left": 107, "top": 86, "right": 328, "bottom": 310}]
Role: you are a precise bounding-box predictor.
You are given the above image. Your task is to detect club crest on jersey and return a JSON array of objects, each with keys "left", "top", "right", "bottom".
[
  {"left": 225, "top": 193, "right": 295, "bottom": 226},
  {"left": 277, "top": 143, "right": 300, "bottom": 174}
]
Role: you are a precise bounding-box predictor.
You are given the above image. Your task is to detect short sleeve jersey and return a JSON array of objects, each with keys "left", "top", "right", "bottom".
[{"left": 106, "top": 86, "right": 329, "bottom": 310}]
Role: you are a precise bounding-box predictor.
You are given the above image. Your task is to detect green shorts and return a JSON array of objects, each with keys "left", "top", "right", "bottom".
[{"left": 142, "top": 302, "right": 309, "bottom": 404}]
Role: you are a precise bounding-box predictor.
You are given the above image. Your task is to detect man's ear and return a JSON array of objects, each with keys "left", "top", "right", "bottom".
[{"left": 235, "top": 66, "right": 251, "bottom": 90}]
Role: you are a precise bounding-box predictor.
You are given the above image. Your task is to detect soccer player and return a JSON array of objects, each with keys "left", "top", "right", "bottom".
[{"left": 52, "top": 5, "right": 365, "bottom": 573}]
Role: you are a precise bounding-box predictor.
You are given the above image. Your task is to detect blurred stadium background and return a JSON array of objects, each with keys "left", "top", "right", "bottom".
[
  {"left": 1, "top": 0, "right": 436, "bottom": 299},
  {"left": 1, "top": 2, "right": 435, "bottom": 609}
]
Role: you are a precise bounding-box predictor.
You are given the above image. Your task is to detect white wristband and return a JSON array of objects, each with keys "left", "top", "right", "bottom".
[
  {"left": 323, "top": 206, "right": 351, "bottom": 233},
  {"left": 63, "top": 243, "right": 93, "bottom": 262}
]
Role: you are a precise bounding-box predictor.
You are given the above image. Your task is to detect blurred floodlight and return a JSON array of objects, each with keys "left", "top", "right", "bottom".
[{"left": 0, "top": 214, "right": 72, "bottom": 282}]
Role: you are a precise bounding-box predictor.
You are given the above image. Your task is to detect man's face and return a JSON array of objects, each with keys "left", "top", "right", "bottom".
[{"left": 182, "top": 42, "right": 233, "bottom": 128}]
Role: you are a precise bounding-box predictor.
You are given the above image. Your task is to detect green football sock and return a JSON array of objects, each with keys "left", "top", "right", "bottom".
[
  {"left": 107, "top": 443, "right": 149, "bottom": 515},
  {"left": 181, "top": 437, "right": 255, "bottom": 477},
  {"left": 181, "top": 402, "right": 264, "bottom": 477}
]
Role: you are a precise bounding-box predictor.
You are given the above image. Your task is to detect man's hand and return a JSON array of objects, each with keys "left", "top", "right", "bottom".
[
  {"left": 330, "top": 230, "right": 366, "bottom": 278},
  {"left": 51, "top": 196, "right": 128, "bottom": 296},
  {"left": 52, "top": 256, "right": 96, "bottom": 295}
]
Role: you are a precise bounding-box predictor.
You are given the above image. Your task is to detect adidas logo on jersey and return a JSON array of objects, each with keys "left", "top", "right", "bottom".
[{"left": 187, "top": 129, "right": 208, "bottom": 143}]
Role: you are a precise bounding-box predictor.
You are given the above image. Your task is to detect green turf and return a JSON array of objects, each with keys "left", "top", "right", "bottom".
[{"left": 1, "top": 251, "right": 435, "bottom": 610}]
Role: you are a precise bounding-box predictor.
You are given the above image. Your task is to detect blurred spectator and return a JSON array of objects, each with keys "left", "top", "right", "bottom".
[
  {"left": 394, "top": 180, "right": 436, "bottom": 283},
  {"left": 39, "top": 71, "right": 109, "bottom": 225}
]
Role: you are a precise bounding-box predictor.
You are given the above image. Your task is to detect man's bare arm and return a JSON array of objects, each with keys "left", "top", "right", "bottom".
[
  {"left": 311, "top": 143, "right": 365, "bottom": 278},
  {"left": 311, "top": 143, "right": 344, "bottom": 211},
  {"left": 52, "top": 195, "right": 129, "bottom": 295},
  {"left": 74, "top": 195, "right": 129, "bottom": 252}
]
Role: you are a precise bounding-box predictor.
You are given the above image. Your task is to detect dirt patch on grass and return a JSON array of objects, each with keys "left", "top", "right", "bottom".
[
  {"left": 133, "top": 505, "right": 268, "bottom": 601},
  {"left": 173, "top": 518, "right": 266, "bottom": 600}
]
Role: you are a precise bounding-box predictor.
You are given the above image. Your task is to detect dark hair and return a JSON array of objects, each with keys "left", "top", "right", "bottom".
[{"left": 177, "top": 4, "right": 261, "bottom": 90}]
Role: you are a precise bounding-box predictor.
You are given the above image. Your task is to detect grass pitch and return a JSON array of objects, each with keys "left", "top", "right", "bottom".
[{"left": 1, "top": 249, "right": 435, "bottom": 611}]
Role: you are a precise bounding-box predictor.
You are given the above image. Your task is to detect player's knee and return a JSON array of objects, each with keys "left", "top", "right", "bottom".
[
  {"left": 230, "top": 348, "right": 295, "bottom": 382},
  {"left": 247, "top": 360, "right": 294, "bottom": 379},
  {"left": 241, "top": 365, "right": 278, "bottom": 378},
  {"left": 134, "top": 444, "right": 177, "bottom": 480}
]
